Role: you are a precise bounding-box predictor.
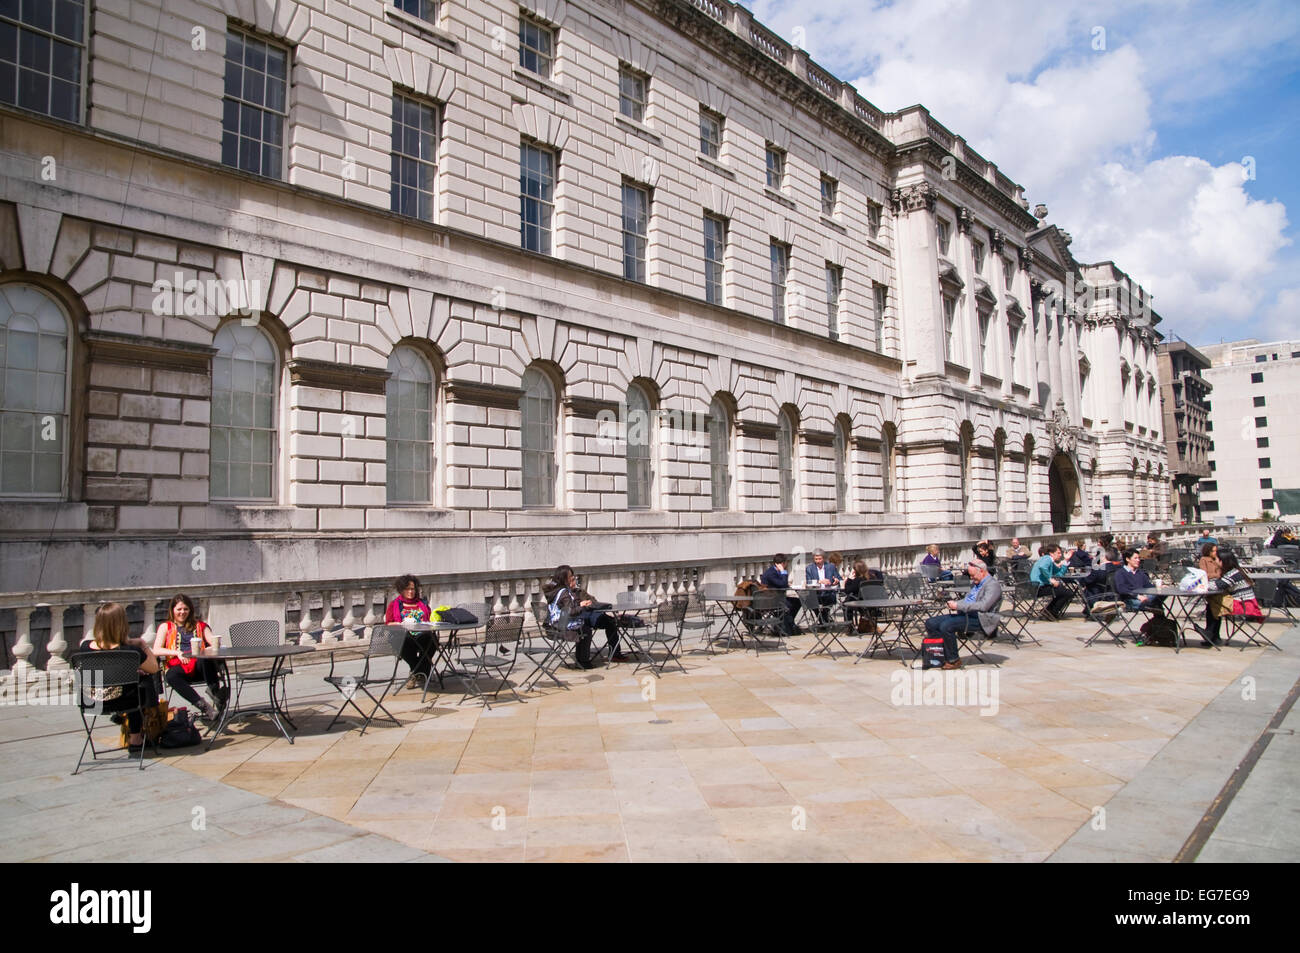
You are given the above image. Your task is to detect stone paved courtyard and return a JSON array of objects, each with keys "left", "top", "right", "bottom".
[{"left": 2, "top": 619, "right": 1297, "bottom": 862}]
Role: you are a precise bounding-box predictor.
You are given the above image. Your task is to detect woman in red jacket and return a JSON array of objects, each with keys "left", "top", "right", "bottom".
[{"left": 152, "top": 593, "right": 225, "bottom": 721}]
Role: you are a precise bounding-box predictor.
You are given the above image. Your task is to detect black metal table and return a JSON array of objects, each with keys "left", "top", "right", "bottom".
[
  {"left": 198, "top": 643, "right": 320, "bottom": 748},
  {"left": 844, "top": 598, "right": 925, "bottom": 663},
  {"left": 1136, "top": 588, "right": 1209, "bottom": 654},
  {"left": 402, "top": 621, "right": 484, "bottom": 698}
]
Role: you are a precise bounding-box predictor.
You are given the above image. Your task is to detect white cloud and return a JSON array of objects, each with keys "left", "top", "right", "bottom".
[
  {"left": 745, "top": 0, "right": 1300, "bottom": 343},
  {"left": 1260, "top": 287, "right": 1300, "bottom": 342}
]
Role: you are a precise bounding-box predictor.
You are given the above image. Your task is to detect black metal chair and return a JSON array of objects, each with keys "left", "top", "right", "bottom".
[
  {"left": 681, "top": 583, "right": 726, "bottom": 650},
  {"left": 634, "top": 595, "right": 690, "bottom": 676},
  {"left": 457, "top": 614, "right": 526, "bottom": 708},
  {"left": 227, "top": 619, "right": 291, "bottom": 726},
  {"left": 522, "top": 600, "right": 579, "bottom": 691},
  {"left": 1223, "top": 579, "right": 1281, "bottom": 651},
  {"left": 745, "top": 589, "right": 792, "bottom": 655},
  {"left": 70, "top": 650, "right": 156, "bottom": 773},
  {"left": 324, "top": 625, "right": 406, "bottom": 734},
  {"left": 798, "top": 589, "right": 850, "bottom": 658}
]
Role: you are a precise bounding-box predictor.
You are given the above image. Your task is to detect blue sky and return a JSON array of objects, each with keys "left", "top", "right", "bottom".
[{"left": 744, "top": 0, "right": 1300, "bottom": 347}]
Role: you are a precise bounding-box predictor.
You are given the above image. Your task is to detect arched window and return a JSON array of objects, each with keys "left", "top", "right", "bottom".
[
  {"left": 386, "top": 346, "right": 434, "bottom": 504},
  {"left": 626, "top": 381, "right": 654, "bottom": 509},
  {"left": 520, "top": 365, "right": 557, "bottom": 507},
  {"left": 778, "top": 405, "right": 798, "bottom": 512},
  {"left": 211, "top": 322, "right": 277, "bottom": 500},
  {"left": 881, "top": 423, "right": 897, "bottom": 514},
  {"left": 833, "top": 416, "right": 850, "bottom": 513},
  {"left": 0, "top": 284, "right": 71, "bottom": 497},
  {"left": 708, "top": 395, "right": 731, "bottom": 511}
]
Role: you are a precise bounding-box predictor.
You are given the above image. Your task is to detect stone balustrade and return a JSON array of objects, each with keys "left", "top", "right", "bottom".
[{"left": 3, "top": 526, "right": 1250, "bottom": 684}]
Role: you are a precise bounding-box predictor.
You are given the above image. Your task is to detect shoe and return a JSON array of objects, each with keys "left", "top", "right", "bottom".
[
  {"left": 941, "top": 660, "right": 963, "bottom": 670},
  {"left": 109, "top": 713, "right": 124, "bottom": 725},
  {"left": 196, "top": 700, "right": 218, "bottom": 722}
]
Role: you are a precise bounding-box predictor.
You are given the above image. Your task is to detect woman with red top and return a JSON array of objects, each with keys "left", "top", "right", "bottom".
[
  {"left": 152, "top": 593, "right": 225, "bottom": 722},
  {"left": 385, "top": 574, "right": 435, "bottom": 681}
]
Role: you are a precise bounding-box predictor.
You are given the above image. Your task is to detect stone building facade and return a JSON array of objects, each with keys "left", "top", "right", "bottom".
[
  {"left": 1156, "top": 339, "right": 1212, "bottom": 524},
  {"left": 0, "top": 0, "right": 1169, "bottom": 599}
]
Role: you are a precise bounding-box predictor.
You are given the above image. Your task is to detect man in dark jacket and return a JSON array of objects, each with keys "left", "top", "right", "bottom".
[
  {"left": 1081, "top": 549, "right": 1122, "bottom": 617},
  {"left": 759, "top": 554, "right": 800, "bottom": 635},
  {"left": 1114, "top": 550, "right": 1163, "bottom": 613}
]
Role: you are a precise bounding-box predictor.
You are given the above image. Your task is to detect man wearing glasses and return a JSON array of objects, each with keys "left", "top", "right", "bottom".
[{"left": 922, "top": 558, "right": 1003, "bottom": 669}]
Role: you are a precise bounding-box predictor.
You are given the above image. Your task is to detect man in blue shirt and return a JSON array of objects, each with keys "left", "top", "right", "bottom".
[
  {"left": 923, "top": 559, "right": 1003, "bottom": 669},
  {"left": 805, "top": 548, "right": 842, "bottom": 621},
  {"left": 1198, "top": 528, "right": 1218, "bottom": 547},
  {"left": 1031, "top": 544, "right": 1072, "bottom": 619}
]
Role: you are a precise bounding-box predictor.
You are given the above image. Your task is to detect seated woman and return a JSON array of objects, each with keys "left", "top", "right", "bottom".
[
  {"left": 544, "top": 566, "right": 625, "bottom": 668},
  {"left": 152, "top": 593, "right": 226, "bottom": 722},
  {"left": 1067, "top": 539, "right": 1093, "bottom": 570},
  {"left": 920, "top": 544, "right": 954, "bottom": 581},
  {"left": 843, "top": 560, "right": 883, "bottom": 631},
  {"left": 972, "top": 540, "right": 1000, "bottom": 575},
  {"left": 1217, "top": 554, "right": 1263, "bottom": 620},
  {"left": 79, "top": 602, "right": 160, "bottom": 750},
  {"left": 385, "top": 574, "right": 436, "bottom": 681},
  {"left": 1198, "top": 543, "right": 1226, "bottom": 647}
]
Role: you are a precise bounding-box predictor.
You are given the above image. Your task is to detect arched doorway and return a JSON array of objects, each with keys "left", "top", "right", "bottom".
[{"left": 1049, "top": 453, "right": 1080, "bottom": 532}]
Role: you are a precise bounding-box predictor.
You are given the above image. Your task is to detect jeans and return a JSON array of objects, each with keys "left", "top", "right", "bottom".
[
  {"left": 163, "top": 659, "right": 226, "bottom": 707},
  {"left": 1124, "top": 596, "right": 1165, "bottom": 613},
  {"left": 924, "top": 612, "right": 980, "bottom": 663},
  {"left": 1039, "top": 583, "right": 1072, "bottom": 618},
  {"left": 575, "top": 610, "right": 620, "bottom": 665}
]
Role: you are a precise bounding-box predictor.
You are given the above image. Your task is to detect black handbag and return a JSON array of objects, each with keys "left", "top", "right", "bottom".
[{"left": 159, "top": 709, "right": 203, "bottom": 748}]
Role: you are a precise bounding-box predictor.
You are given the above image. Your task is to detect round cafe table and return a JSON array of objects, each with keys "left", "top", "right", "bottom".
[
  {"left": 843, "top": 598, "right": 926, "bottom": 663},
  {"left": 196, "top": 643, "right": 322, "bottom": 748}
]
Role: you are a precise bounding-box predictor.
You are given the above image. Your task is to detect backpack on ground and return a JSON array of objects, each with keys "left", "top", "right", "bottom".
[
  {"left": 1138, "top": 614, "right": 1179, "bottom": 647},
  {"left": 159, "top": 708, "right": 203, "bottom": 748}
]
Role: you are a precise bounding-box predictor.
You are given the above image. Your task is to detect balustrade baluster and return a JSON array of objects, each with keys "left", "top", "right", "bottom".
[
  {"left": 46, "top": 604, "right": 70, "bottom": 675},
  {"left": 9, "top": 607, "right": 35, "bottom": 682},
  {"left": 362, "top": 590, "right": 379, "bottom": 640},
  {"left": 319, "top": 591, "right": 337, "bottom": 643},
  {"left": 297, "top": 592, "right": 315, "bottom": 645},
  {"left": 340, "top": 591, "right": 356, "bottom": 641}
]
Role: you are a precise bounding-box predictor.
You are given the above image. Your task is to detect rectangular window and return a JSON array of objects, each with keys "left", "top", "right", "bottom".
[
  {"left": 699, "top": 106, "right": 722, "bottom": 159},
  {"left": 1254, "top": 395, "right": 1266, "bottom": 407},
  {"left": 937, "top": 219, "right": 951, "bottom": 256},
  {"left": 867, "top": 201, "right": 883, "bottom": 240},
  {"left": 1259, "top": 457, "right": 1271, "bottom": 468},
  {"left": 1205, "top": 420, "right": 1213, "bottom": 432},
  {"left": 765, "top": 144, "right": 785, "bottom": 190},
  {"left": 1201, "top": 481, "right": 1218, "bottom": 492},
  {"left": 1263, "top": 499, "right": 1275, "bottom": 510},
  {"left": 618, "top": 65, "right": 646, "bottom": 122},
  {"left": 972, "top": 239, "right": 985, "bottom": 275},
  {"left": 1255, "top": 354, "right": 1267, "bottom": 363},
  {"left": 770, "top": 241, "right": 789, "bottom": 324},
  {"left": 390, "top": 93, "right": 438, "bottom": 221},
  {"left": 394, "top": 0, "right": 438, "bottom": 22},
  {"left": 942, "top": 295, "right": 957, "bottom": 361},
  {"left": 825, "top": 263, "right": 842, "bottom": 340},
  {"left": 1210, "top": 460, "right": 1216, "bottom": 471},
  {"left": 222, "top": 28, "right": 288, "bottom": 178},
  {"left": 873, "top": 282, "right": 888, "bottom": 352},
  {"left": 621, "top": 181, "right": 649, "bottom": 282},
  {"left": 1003, "top": 257, "right": 1015, "bottom": 288},
  {"left": 518, "top": 12, "right": 553, "bottom": 79},
  {"left": 519, "top": 142, "right": 555, "bottom": 254},
  {"left": 1261, "top": 478, "right": 1272, "bottom": 489},
  {"left": 1251, "top": 372, "right": 1263, "bottom": 383},
  {"left": 0, "top": 0, "right": 85, "bottom": 122},
  {"left": 1256, "top": 416, "right": 1267, "bottom": 427},
  {"left": 820, "top": 175, "right": 838, "bottom": 217},
  {"left": 1202, "top": 500, "right": 1219, "bottom": 512},
  {"left": 703, "top": 214, "right": 726, "bottom": 305},
  {"left": 1257, "top": 436, "right": 1269, "bottom": 448}
]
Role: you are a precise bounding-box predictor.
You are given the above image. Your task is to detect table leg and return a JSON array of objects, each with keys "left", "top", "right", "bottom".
[{"left": 265, "top": 655, "right": 296, "bottom": 743}]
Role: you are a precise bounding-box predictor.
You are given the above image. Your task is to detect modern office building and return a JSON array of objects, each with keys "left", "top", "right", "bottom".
[
  {"left": 1199, "top": 340, "right": 1300, "bottom": 521},
  {"left": 1156, "top": 339, "right": 1212, "bottom": 523},
  {"left": 0, "top": 0, "right": 1169, "bottom": 650}
]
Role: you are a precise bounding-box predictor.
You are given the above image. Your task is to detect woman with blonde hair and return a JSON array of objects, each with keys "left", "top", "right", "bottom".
[{"left": 78, "top": 603, "right": 160, "bottom": 750}]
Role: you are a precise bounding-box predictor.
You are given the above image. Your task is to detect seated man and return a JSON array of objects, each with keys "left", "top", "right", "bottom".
[
  {"left": 760, "top": 554, "right": 800, "bottom": 635},
  {"left": 1003, "top": 538, "right": 1031, "bottom": 561},
  {"left": 1141, "top": 533, "right": 1166, "bottom": 560},
  {"left": 805, "top": 548, "right": 841, "bottom": 621},
  {"left": 1081, "top": 548, "right": 1123, "bottom": 617},
  {"left": 923, "top": 559, "right": 1003, "bottom": 669},
  {"left": 1114, "top": 549, "right": 1164, "bottom": 613},
  {"left": 1030, "top": 545, "right": 1072, "bottom": 619}
]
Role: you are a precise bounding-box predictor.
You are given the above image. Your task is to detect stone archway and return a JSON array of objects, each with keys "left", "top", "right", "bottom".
[{"left": 1049, "top": 452, "right": 1080, "bottom": 533}]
